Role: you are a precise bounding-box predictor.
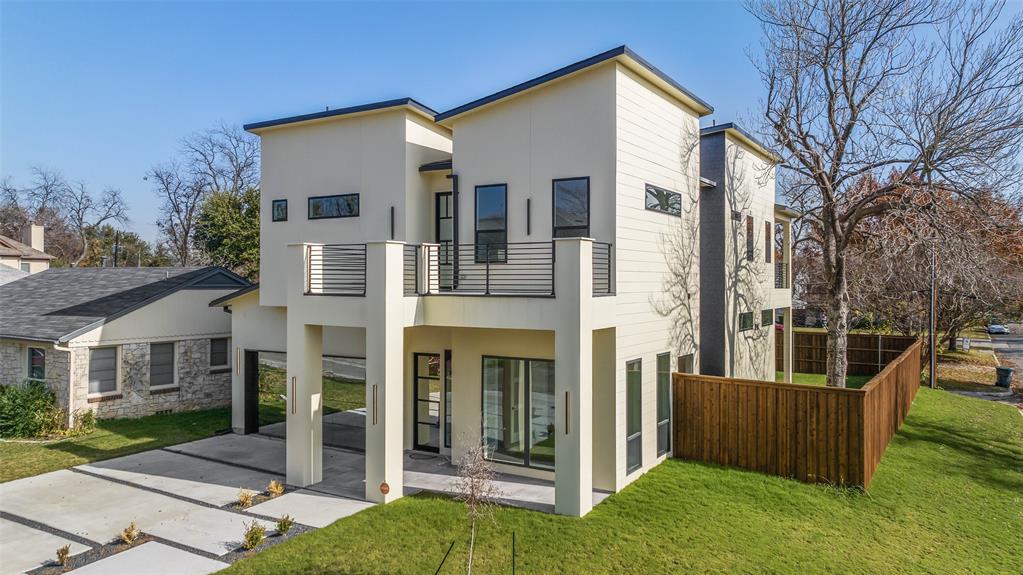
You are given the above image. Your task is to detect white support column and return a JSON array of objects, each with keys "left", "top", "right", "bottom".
[
  {"left": 783, "top": 307, "right": 794, "bottom": 383},
  {"left": 285, "top": 320, "right": 323, "bottom": 486},
  {"left": 553, "top": 238, "right": 594, "bottom": 517},
  {"left": 364, "top": 241, "right": 405, "bottom": 503}
]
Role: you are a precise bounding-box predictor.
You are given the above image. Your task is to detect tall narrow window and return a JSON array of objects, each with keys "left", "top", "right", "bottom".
[
  {"left": 626, "top": 359, "right": 642, "bottom": 473},
  {"left": 765, "top": 221, "right": 772, "bottom": 263},
  {"left": 443, "top": 349, "right": 452, "bottom": 449},
  {"left": 552, "top": 177, "right": 589, "bottom": 237},
  {"left": 28, "top": 348, "right": 45, "bottom": 380},
  {"left": 481, "top": 356, "right": 555, "bottom": 470},
  {"left": 656, "top": 353, "right": 671, "bottom": 456},
  {"left": 210, "top": 338, "right": 229, "bottom": 369},
  {"left": 150, "top": 342, "right": 176, "bottom": 388},
  {"left": 746, "top": 215, "right": 755, "bottom": 261},
  {"left": 89, "top": 347, "right": 118, "bottom": 394},
  {"left": 475, "top": 184, "right": 507, "bottom": 262}
]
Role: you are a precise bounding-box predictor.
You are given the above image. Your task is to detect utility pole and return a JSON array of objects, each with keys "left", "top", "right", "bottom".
[{"left": 928, "top": 241, "right": 937, "bottom": 389}]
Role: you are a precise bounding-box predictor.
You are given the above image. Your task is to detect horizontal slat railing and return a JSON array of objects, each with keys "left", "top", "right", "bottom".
[
  {"left": 592, "top": 242, "right": 614, "bottom": 296},
  {"left": 403, "top": 244, "right": 418, "bottom": 296},
  {"left": 306, "top": 244, "right": 366, "bottom": 296},
  {"left": 423, "top": 242, "right": 555, "bottom": 296}
]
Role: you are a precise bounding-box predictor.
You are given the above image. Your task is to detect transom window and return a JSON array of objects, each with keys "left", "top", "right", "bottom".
[
  {"left": 475, "top": 184, "right": 507, "bottom": 263},
  {"left": 308, "top": 194, "right": 359, "bottom": 219},
  {"left": 645, "top": 184, "right": 682, "bottom": 216},
  {"left": 28, "top": 347, "right": 45, "bottom": 381},
  {"left": 482, "top": 356, "right": 555, "bottom": 470},
  {"left": 553, "top": 177, "right": 589, "bottom": 237}
]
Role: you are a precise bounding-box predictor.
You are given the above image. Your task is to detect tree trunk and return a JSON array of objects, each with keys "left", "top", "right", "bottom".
[
  {"left": 823, "top": 223, "right": 850, "bottom": 388},
  {"left": 946, "top": 330, "right": 958, "bottom": 352},
  {"left": 466, "top": 520, "right": 476, "bottom": 575},
  {"left": 72, "top": 234, "right": 88, "bottom": 268}
]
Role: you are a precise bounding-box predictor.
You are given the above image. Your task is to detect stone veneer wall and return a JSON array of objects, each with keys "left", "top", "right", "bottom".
[
  {"left": 69, "top": 338, "right": 232, "bottom": 420},
  {"left": 0, "top": 340, "right": 72, "bottom": 416}
]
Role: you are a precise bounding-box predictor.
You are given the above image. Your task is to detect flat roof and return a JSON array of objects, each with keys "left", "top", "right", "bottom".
[
  {"left": 418, "top": 159, "right": 453, "bottom": 173},
  {"left": 700, "top": 122, "right": 780, "bottom": 163},
  {"left": 244, "top": 98, "right": 437, "bottom": 133},
  {"left": 435, "top": 45, "right": 713, "bottom": 124}
]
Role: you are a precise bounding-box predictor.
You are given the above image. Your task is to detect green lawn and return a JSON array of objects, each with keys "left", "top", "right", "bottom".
[
  {"left": 776, "top": 371, "right": 875, "bottom": 389},
  {"left": 0, "top": 408, "right": 229, "bottom": 483},
  {"left": 221, "top": 388, "right": 1023, "bottom": 574},
  {"left": 257, "top": 365, "right": 365, "bottom": 426}
]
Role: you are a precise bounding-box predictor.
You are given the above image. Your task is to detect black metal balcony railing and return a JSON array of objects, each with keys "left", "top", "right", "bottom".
[
  {"left": 593, "top": 242, "right": 614, "bottom": 296},
  {"left": 403, "top": 244, "right": 419, "bottom": 296},
  {"left": 425, "top": 242, "right": 555, "bottom": 296},
  {"left": 775, "top": 261, "right": 790, "bottom": 289},
  {"left": 306, "top": 244, "right": 366, "bottom": 296}
]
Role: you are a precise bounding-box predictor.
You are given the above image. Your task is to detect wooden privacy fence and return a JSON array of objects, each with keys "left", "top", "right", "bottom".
[
  {"left": 776, "top": 331, "right": 918, "bottom": 376},
  {"left": 676, "top": 340, "right": 922, "bottom": 488}
]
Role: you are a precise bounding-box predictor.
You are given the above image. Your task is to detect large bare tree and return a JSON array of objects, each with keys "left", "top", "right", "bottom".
[{"left": 749, "top": 0, "right": 1023, "bottom": 386}]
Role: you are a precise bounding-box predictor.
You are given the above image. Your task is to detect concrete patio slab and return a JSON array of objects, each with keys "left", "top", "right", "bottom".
[
  {"left": 78, "top": 449, "right": 283, "bottom": 507},
  {"left": 246, "top": 490, "right": 374, "bottom": 528},
  {"left": 0, "top": 517, "right": 90, "bottom": 575},
  {"left": 66, "top": 542, "right": 227, "bottom": 575}
]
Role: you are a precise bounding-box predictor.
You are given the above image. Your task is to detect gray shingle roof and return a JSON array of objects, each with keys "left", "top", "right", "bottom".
[
  {"left": 0, "top": 265, "right": 29, "bottom": 286},
  {"left": 0, "top": 267, "right": 248, "bottom": 343}
]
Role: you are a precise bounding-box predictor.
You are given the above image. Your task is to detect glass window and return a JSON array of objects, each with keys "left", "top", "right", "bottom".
[
  {"left": 765, "top": 221, "right": 773, "bottom": 263},
  {"left": 308, "top": 194, "right": 359, "bottom": 219},
  {"left": 28, "top": 347, "right": 45, "bottom": 380},
  {"left": 762, "top": 309, "right": 774, "bottom": 327},
  {"left": 272, "top": 199, "right": 288, "bottom": 222},
  {"left": 482, "top": 356, "right": 554, "bottom": 470},
  {"left": 20, "top": 262, "right": 30, "bottom": 273},
  {"left": 475, "top": 184, "right": 507, "bottom": 262},
  {"left": 746, "top": 215, "right": 755, "bottom": 261},
  {"left": 626, "top": 359, "right": 642, "bottom": 473},
  {"left": 210, "top": 338, "right": 229, "bottom": 368},
  {"left": 89, "top": 347, "right": 118, "bottom": 394},
  {"left": 656, "top": 353, "right": 671, "bottom": 456},
  {"left": 739, "top": 312, "right": 755, "bottom": 332},
  {"left": 645, "top": 184, "right": 682, "bottom": 216},
  {"left": 444, "top": 350, "right": 452, "bottom": 449},
  {"left": 150, "top": 342, "right": 176, "bottom": 388},
  {"left": 553, "top": 178, "right": 589, "bottom": 237}
]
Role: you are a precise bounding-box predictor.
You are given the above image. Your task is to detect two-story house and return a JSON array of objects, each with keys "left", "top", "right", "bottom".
[{"left": 213, "top": 46, "right": 793, "bottom": 517}]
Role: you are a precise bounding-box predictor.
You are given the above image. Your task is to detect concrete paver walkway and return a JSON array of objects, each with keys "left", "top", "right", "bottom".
[
  {"left": 0, "top": 517, "right": 90, "bottom": 575},
  {"left": 66, "top": 542, "right": 227, "bottom": 574}
]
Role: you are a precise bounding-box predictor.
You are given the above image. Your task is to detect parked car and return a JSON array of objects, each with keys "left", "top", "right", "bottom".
[{"left": 987, "top": 324, "right": 1010, "bottom": 335}]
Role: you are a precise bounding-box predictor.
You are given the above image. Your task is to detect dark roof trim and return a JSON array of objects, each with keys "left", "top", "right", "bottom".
[
  {"left": 418, "top": 159, "right": 453, "bottom": 173},
  {"left": 244, "top": 98, "right": 438, "bottom": 132},
  {"left": 435, "top": 45, "right": 713, "bottom": 123},
  {"left": 56, "top": 267, "right": 250, "bottom": 343},
  {"left": 700, "top": 122, "right": 779, "bottom": 161},
  {"left": 208, "top": 283, "right": 260, "bottom": 307}
]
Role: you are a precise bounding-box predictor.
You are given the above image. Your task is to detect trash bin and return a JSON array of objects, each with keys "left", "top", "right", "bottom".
[{"left": 995, "top": 367, "right": 1014, "bottom": 388}]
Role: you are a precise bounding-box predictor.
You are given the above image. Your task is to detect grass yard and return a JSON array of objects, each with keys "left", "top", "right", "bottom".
[
  {"left": 776, "top": 371, "right": 874, "bottom": 388},
  {"left": 220, "top": 388, "right": 1022, "bottom": 574},
  {"left": 0, "top": 408, "right": 229, "bottom": 483},
  {"left": 257, "top": 365, "right": 365, "bottom": 426}
]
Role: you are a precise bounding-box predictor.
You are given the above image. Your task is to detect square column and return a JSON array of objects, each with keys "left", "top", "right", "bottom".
[
  {"left": 553, "top": 238, "right": 594, "bottom": 517},
  {"left": 285, "top": 321, "right": 323, "bottom": 486},
  {"left": 782, "top": 307, "right": 794, "bottom": 383},
  {"left": 364, "top": 241, "right": 405, "bottom": 503}
]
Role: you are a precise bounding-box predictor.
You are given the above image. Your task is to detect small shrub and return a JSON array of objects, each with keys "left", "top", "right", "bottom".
[
  {"left": 71, "top": 409, "right": 96, "bottom": 435},
  {"left": 0, "top": 380, "right": 63, "bottom": 438},
  {"left": 242, "top": 520, "right": 266, "bottom": 550},
  {"left": 120, "top": 521, "right": 140, "bottom": 545},
  {"left": 276, "top": 514, "right": 295, "bottom": 535},
  {"left": 267, "top": 479, "right": 285, "bottom": 498},
  {"left": 56, "top": 544, "right": 71, "bottom": 566},
  {"left": 238, "top": 488, "right": 254, "bottom": 508}
]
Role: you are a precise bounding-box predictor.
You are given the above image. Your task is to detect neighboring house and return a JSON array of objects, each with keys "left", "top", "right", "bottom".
[
  {"left": 216, "top": 45, "right": 792, "bottom": 517},
  {"left": 0, "top": 267, "right": 250, "bottom": 423},
  {"left": 0, "top": 265, "right": 29, "bottom": 286},
  {"left": 0, "top": 224, "right": 54, "bottom": 274},
  {"left": 698, "top": 123, "right": 797, "bottom": 381}
]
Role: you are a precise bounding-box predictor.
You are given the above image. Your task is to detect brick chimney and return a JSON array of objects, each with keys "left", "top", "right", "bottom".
[{"left": 21, "top": 224, "right": 44, "bottom": 252}]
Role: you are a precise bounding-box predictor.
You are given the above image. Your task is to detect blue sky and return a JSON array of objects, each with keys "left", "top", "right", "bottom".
[{"left": 2, "top": 1, "right": 765, "bottom": 242}]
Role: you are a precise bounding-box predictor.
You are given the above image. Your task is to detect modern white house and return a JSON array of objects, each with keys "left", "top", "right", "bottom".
[
  {"left": 0, "top": 267, "right": 250, "bottom": 424},
  {"left": 215, "top": 46, "right": 793, "bottom": 517}
]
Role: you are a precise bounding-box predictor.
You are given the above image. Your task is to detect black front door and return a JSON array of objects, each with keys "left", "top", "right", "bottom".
[{"left": 413, "top": 353, "right": 441, "bottom": 452}]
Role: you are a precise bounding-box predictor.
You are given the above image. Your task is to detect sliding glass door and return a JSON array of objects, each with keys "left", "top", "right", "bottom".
[{"left": 481, "top": 356, "right": 555, "bottom": 470}]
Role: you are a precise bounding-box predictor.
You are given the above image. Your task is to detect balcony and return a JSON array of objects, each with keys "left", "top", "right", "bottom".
[
  {"left": 306, "top": 244, "right": 367, "bottom": 295},
  {"left": 775, "top": 261, "right": 790, "bottom": 289}
]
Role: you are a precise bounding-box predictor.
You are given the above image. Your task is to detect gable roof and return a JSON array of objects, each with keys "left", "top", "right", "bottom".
[
  {"left": 0, "top": 234, "right": 55, "bottom": 260},
  {"left": 208, "top": 283, "right": 260, "bottom": 307},
  {"left": 244, "top": 98, "right": 437, "bottom": 133},
  {"left": 435, "top": 45, "right": 714, "bottom": 125},
  {"left": 0, "top": 267, "right": 249, "bottom": 343}
]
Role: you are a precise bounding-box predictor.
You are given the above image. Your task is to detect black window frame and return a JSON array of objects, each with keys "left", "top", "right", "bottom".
[
  {"left": 656, "top": 352, "right": 671, "bottom": 456},
  {"left": 626, "top": 358, "right": 643, "bottom": 474},
  {"left": 739, "top": 311, "right": 755, "bottom": 332},
  {"left": 746, "top": 215, "right": 755, "bottom": 261},
  {"left": 480, "top": 354, "right": 556, "bottom": 470},
  {"left": 644, "top": 183, "right": 682, "bottom": 217},
  {"left": 474, "top": 184, "right": 508, "bottom": 263},
  {"left": 764, "top": 221, "right": 772, "bottom": 263},
  {"left": 271, "top": 199, "right": 288, "bottom": 222},
  {"left": 762, "top": 309, "right": 774, "bottom": 327},
  {"left": 552, "top": 177, "right": 590, "bottom": 238},
  {"left": 307, "top": 193, "right": 360, "bottom": 220},
  {"left": 27, "top": 347, "right": 45, "bottom": 381}
]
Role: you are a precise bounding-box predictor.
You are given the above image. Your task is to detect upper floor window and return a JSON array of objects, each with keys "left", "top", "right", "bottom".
[
  {"left": 475, "top": 184, "right": 507, "bottom": 262},
  {"left": 20, "top": 263, "right": 30, "bottom": 273},
  {"left": 764, "top": 222, "right": 772, "bottom": 263},
  {"left": 28, "top": 347, "right": 45, "bottom": 380},
  {"left": 645, "top": 184, "right": 682, "bottom": 217},
  {"left": 308, "top": 194, "right": 359, "bottom": 220},
  {"left": 762, "top": 309, "right": 774, "bottom": 327},
  {"left": 745, "top": 216, "right": 755, "bottom": 261},
  {"left": 553, "top": 177, "right": 589, "bottom": 237},
  {"left": 739, "top": 311, "right": 755, "bottom": 332},
  {"left": 272, "top": 199, "right": 288, "bottom": 222}
]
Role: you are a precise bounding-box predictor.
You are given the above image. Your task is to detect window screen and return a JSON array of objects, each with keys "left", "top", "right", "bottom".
[
  {"left": 89, "top": 347, "right": 117, "bottom": 394},
  {"left": 210, "top": 338, "right": 229, "bottom": 368},
  {"left": 553, "top": 178, "right": 589, "bottom": 237},
  {"left": 150, "top": 342, "right": 175, "bottom": 387}
]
